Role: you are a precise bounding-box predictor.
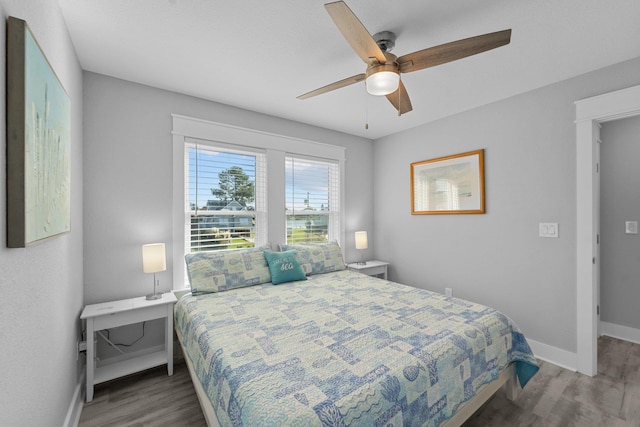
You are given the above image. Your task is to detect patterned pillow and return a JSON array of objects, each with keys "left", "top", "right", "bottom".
[
  {"left": 185, "top": 245, "right": 272, "bottom": 294},
  {"left": 279, "top": 241, "right": 346, "bottom": 276},
  {"left": 263, "top": 250, "right": 307, "bottom": 285}
]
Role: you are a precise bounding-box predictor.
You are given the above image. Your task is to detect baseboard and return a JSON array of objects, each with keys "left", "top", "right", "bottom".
[
  {"left": 63, "top": 369, "right": 85, "bottom": 427},
  {"left": 600, "top": 321, "right": 640, "bottom": 345},
  {"left": 526, "top": 323, "right": 640, "bottom": 373},
  {"left": 526, "top": 338, "right": 577, "bottom": 372}
]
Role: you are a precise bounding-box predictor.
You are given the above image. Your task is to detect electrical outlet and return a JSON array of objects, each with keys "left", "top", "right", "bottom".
[
  {"left": 77, "top": 340, "right": 88, "bottom": 361},
  {"left": 445, "top": 288, "right": 453, "bottom": 297}
]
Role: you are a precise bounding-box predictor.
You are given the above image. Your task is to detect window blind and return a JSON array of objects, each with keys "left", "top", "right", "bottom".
[
  {"left": 285, "top": 155, "right": 340, "bottom": 244},
  {"left": 185, "top": 139, "right": 266, "bottom": 253}
]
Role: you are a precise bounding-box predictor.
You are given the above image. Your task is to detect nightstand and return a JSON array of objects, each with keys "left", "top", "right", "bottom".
[
  {"left": 80, "top": 292, "right": 177, "bottom": 402},
  {"left": 347, "top": 260, "right": 390, "bottom": 280}
]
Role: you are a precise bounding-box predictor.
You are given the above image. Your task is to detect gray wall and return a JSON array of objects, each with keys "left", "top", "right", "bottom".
[
  {"left": 373, "top": 57, "right": 640, "bottom": 353},
  {"left": 82, "top": 72, "right": 374, "bottom": 354},
  {"left": 0, "top": 0, "right": 84, "bottom": 425},
  {"left": 600, "top": 116, "right": 640, "bottom": 330}
]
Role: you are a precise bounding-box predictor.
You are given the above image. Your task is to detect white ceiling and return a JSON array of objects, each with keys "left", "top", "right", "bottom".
[{"left": 57, "top": 0, "right": 640, "bottom": 139}]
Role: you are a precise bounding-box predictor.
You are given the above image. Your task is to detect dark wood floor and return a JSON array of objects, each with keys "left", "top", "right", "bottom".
[{"left": 79, "top": 336, "right": 640, "bottom": 426}]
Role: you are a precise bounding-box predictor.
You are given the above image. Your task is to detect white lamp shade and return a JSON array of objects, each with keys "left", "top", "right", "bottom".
[
  {"left": 366, "top": 71, "right": 400, "bottom": 96},
  {"left": 142, "top": 243, "right": 166, "bottom": 273},
  {"left": 355, "top": 231, "right": 368, "bottom": 250}
]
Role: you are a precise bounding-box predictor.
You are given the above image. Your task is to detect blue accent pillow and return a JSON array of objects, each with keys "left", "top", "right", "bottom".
[{"left": 263, "top": 250, "right": 307, "bottom": 285}]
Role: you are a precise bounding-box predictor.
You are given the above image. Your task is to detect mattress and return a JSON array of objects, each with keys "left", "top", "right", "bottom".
[{"left": 175, "top": 269, "right": 538, "bottom": 426}]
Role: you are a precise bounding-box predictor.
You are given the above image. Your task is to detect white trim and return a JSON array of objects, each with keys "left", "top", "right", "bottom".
[
  {"left": 172, "top": 131, "right": 187, "bottom": 290},
  {"left": 172, "top": 114, "right": 345, "bottom": 160},
  {"left": 527, "top": 339, "right": 577, "bottom": 372},
  {"left": 575, "top": 84, "right": 640, "bottom": 376},
  {"left": 63, "top": 370, "right": 85, "bottom": 427},
  {"left": 575, "top": 85, "right": 640, "bottom": 123},
  {"left": 600, "top": 321, "right": 640, "bottom": 345}
]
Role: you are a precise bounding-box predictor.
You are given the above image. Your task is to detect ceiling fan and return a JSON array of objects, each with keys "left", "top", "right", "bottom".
[{"left": 298, "top": 1, "right": 512, "bottom": 116}]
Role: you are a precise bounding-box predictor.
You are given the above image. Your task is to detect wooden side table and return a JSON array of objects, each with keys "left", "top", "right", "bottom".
[
  {"left": 346, "top": 260, "right": 390, "bottom": 280},
  {"left": 80, "top": 292, "right": 177, "bottom": 402}
]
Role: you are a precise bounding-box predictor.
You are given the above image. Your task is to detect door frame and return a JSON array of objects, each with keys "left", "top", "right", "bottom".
[{"left": 575, "top": 84, "right": 640, "bottom": 375}]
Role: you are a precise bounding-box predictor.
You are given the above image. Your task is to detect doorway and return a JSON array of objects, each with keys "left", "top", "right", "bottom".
[
  {"left": 599, "top": 117, "right": 640, "bottom": 342},
  {"left": 575, "top": 84, "right": 640, "bottom": 376}
]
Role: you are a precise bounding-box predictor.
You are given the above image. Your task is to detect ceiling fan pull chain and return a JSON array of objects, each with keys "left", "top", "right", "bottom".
[
  {"left": 364, "top": 82, "right": 369, "bottom": 130},
  {"left": 398, "top": 75, "right": 402, "bottom": 117}
]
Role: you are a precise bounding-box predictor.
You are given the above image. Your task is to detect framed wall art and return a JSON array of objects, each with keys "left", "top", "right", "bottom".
[
  {"left": 7, "top": 17, "right": 71, "bottom": 247},
  {"left": 410, "top": 149, "right": 485, "bottom": 215}
]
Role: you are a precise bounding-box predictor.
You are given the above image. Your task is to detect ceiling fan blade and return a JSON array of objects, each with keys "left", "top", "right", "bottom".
[
  {"left": 297, "top": 73, "right": 366, "bottom": 100},
  {"left": 325, "top": 1, "right": 387, "bottom": 64},
  {"left": 398, "top": 29, "right": 512, "bottom": 74},
  {"left": 386, "top": 80, "right": 413, "bottom": 115}
]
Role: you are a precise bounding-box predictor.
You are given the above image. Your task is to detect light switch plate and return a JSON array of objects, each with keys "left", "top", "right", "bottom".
[
  {"left": 539, "top": 223, "right": 559, "bottom": 238},
  {"left": 625, "top": 221, "right": 638, "bottom": 234}
]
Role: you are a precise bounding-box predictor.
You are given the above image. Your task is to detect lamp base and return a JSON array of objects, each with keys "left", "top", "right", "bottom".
[{"left": 146, "top": 274, "right": 162, "bottom": 300}]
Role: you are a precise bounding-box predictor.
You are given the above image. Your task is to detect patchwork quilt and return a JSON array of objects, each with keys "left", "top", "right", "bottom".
[{"left": 175, "top": 270, "right": 539, "bottom": 427}]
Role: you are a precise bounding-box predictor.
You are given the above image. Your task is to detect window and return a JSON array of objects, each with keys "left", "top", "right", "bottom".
[
  {"left": 173, "top": 115, "right": 345, "bottom": 289},
  {"left": 285, "top": 155, "right": 340, "bottom": 244},
  {"left": 185, "top": 139, "right": 267, "bottom": 254}
]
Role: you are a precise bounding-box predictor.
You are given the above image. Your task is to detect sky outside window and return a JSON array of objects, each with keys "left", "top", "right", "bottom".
[{"left": 188, "top": 147, "right": 256, "bottom": 210}]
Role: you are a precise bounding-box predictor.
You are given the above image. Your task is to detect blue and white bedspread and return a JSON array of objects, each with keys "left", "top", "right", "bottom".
[{"left": 175, "top": 270, "right": 539, "bottom": 427}]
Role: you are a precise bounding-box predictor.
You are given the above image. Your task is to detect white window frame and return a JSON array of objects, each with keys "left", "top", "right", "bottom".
[{"left": 172, "top": 114, "right": 345, "bottom": 289}]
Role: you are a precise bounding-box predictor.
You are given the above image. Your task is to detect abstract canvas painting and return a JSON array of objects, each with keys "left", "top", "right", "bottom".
[{"left": 7, "top": 17, "right": 71, "bottom": 247}]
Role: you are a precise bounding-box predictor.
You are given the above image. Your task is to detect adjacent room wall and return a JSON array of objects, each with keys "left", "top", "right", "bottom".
[
  {"left": 0, "top": 0, "right": 84, "bottom": 425},
  {"left": 373, "top": 57, "right": 640, "bottom": 359},
  {"left": 600, "top": 115, "right": 640, "bottom": 333},
  {"left": 82, "top": 72, "right": 373, "bottom": 355}
]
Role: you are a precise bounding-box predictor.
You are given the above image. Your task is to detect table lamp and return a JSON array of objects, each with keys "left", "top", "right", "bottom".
[
  {"left": 355, "top": 231, "right": 368, "bottom": 265},
  {"left": 142, "top": 243, "right": 166, "bottom": 300}
]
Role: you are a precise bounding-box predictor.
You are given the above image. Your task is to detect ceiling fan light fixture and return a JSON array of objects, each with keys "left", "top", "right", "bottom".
[{"left": 365, "top": 67, "right": 399, "bottom": 96}]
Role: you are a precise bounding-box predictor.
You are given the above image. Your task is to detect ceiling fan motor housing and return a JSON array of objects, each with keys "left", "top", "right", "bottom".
[{"left": 373, "top": 31, "right": 396, "bottom": 52}]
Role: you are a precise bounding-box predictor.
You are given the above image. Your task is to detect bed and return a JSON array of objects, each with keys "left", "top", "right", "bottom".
[{"left": 174, "top": 243, "right": 539, "bottom": 426}]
